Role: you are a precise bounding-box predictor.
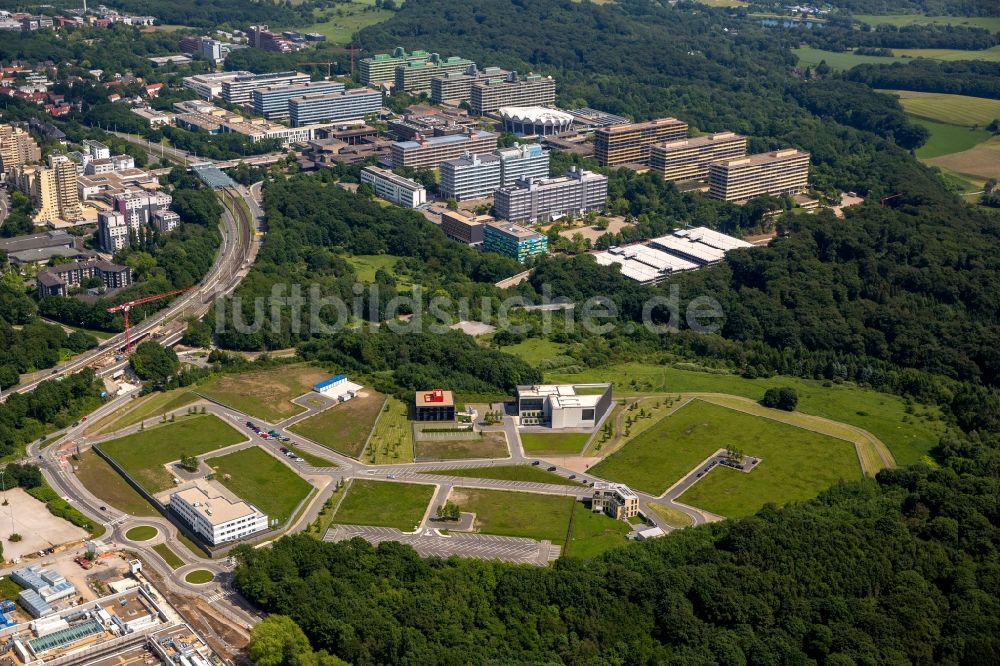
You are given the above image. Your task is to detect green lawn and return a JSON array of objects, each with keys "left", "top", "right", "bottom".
[
  {"left": 366, "top": 397, "right": 414, "bottom": 464},
  {"left": 854, "top": 14, "right": 1000, "bottom": 33},
  {"left": 75, "top": 451, "right": 160, "bottom": 516},
  {"left": 520, "top": 432, "right": 592, "bottom": 455},
  {"left": 99, "top": 415, "right": 246, "bottom": 493},
  {"left": 185, "top": 569, "right": 214, "bottom": 584},
  {"left": 913, "top": 119, "right": 992, "bottom": 159},
  {"left": 414, "top": 431, "right": 510, "bottom": 460},
  {"left": 793, "top": 45, "right": 1000, "bottom": 71},
  {"left": 891, "top": 91, "right": 1000, "bottom": 128},
  {"left": 205, "top": 447, "right": 312, "bottom": 524},
  {"left": 502, "top": 338, "right": 567, "bottom": 365},
  {"left": 297, "top": 1, "right": 392, "bottom": 45},
  {"left": 289, "top": 391, "right": 385, "bottom": 458},
  {"left": 332, "top": 480, "right": 433, "bottom": 531},
  {"left": 86, "top": 389, "right": 200, "bottom": 436},
  {"left": 419, "top": 465, "right": 583, "bottom": 486},
  {"left": 344, "top": 254, "right": 403, "bottom": 282},
  {"left": 199, "top": 364, "right": 331, "bottom": 422},
  {"left": 564, "top": 504, "right": 632, "bottom": 559},
  {"left": 592, "top": 399, "right": 860, "bottom": 497},
  {"left": 547, "top": 362, "right": 944, "bottom": 466},
  {"left": 152, "top": 543, "right": 184, "bottom": 570},
  {"left": 454, "top": 488, "right": 575, "bottom": 544},
  {"left": 647, "top": 502, "right": 694, "bottom": 529},
  {"left": 125, "top": 525, "right": 158, "bottom": 541}
]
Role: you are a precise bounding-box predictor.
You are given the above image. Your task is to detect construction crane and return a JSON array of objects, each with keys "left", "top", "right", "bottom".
[
  {"left": 106, "top": 287, "right": 193, "bottom": 353},
  {"left": 301, "top": 62, "right": 336, "bottom": 79}
]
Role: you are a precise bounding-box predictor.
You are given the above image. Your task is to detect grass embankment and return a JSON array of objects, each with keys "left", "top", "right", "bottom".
[
  {"left": 75, "top": 450, "right": 160, "bottom": 516},
  {"left": 152, "top": 543, "right": 184, "bottom": 570},
  {"left": 332, "top": 480, "right": 433, "bottom": 531},
  {"left": 85, "top": 389, "right": 199, "bottom": 437},
  {"left": 365, "top": 398, "right": 413, "bottom": 464},
  {"left": 290, "top": 391, "right": 385, "bottom": 458},
  {"left": 419, "top": 465, "right": 583, "bottom": 486},
  {"left": 206, "top": 446, "right": 313, "bottom": 524},
  {"left": 520, "top": 432, "right": 592, "bottom": 456}
]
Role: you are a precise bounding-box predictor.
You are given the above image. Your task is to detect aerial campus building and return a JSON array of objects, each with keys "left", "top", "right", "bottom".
[
  {"left": 594, "top": 117, "right": 688, "bottom": 167},
  {"left": 440, "top": 210, "right": 491, "bottom": 245},
  {"left": 515, "top": 383, "right": 613, "bottom": 429},
  {"left": 707, "top": 148, "right": 811, "bottom": 202},
  {"left": 592, "top": 483, "right": 640, "bottom": 520},
  {"left": 497, "top": 142, "right": 550, "bottom": 185},
  {"left": 220, "top": 71, "right": 311, "bottom": 105},
  {"left": 360, "top": 166, "right": 427, "bottom": 208},
  {"left": 498, "top": 106, "right": 574, "bottom": 136},
  {"left": 494, "top": 167, "right": 608, "bottom": 223},
  {"left": 440, "top": 153, "right": 501, "bottom": 201},
  {"left": 390, "top": 129, "right": 498, "bottom": 169},
  {"left": 470, "top": 72, "right": 556, "bottom": 115},
  {"left": 360, "top": 48, "right": 434, "bottom": 85},
  {"left": 649, "top": 132, "right": 748, "bottom": 182},
  {"left": 414, "top": 389, "right": 456, "bottom": 421},
  {"left": 169, "top": 486, "right": 269, "bottom": 546},
  {"left": 251, "top": 80, "right": 344, "bottom": 120},
  {"left": 594, "top": 244, "right": 699, "bottom": 285},
  {"left": 395, "top": 56, "right": 476, "bottom": 93},
  {"left": 483, "top": 221, "right": 547, "bottom": 263},
  {"left": 288, "top": 89, "right": 383, "bottom": 127},
  {"left": 431, "top": 66, "right": 507, "bottom": 104}
]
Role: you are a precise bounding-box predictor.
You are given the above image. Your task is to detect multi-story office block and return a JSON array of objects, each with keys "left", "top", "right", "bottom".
[
  {"left": 649, "top": 132, "right": 747, "bottom": 182},
  {"left": 169, "top": 486, "right": 268, "bottom": 546},
  {"left": 483, "top": 221, "right": 548, "bottom": 263},
  {"left": 594, "top": 117, "right": 688, "bottom": 167},
  {"left": 440, "top": 210, "right": 491, "bottom": 245},
  {"left": 36, "top": 259, "right": 131, "bottom": 298},
  {"left": 82, "top": 140, "right": 110, "bottom": 160},
  {"left": 288, "top": 89, "right": 382, "bottom": 127},
  {"left": 153, "top": 209, "right": 181, "bottom": 233},
  {"left": 592, "top": 483, "right": 639, "bottom": 520},
  {"left": 247, "top": 25, "right": 297, "bottom": 53},
  {"left": 98, "top": 210, "right": 129, "bottom": 251},
  {"left": 394, "top": 56, "right": 475, "bottom": 93},
  {"left": 182, "top": 71, "right": 249, "bottom": 100},
  {"left": 390, "top": 130, "right": 498, "bottom": 170},
  {"left": 470, "top": 72, "right": 556, "bottom": 115},
  {"left": 440, "top": 153, "right": 501, "bottom": 201},
  {"left": 494, "top": 167, "right": 607, "bottom": 223},
  {"left": 497, "top": 143, "right": 550, "bottom": 186},
  {"left": 251, "top": 81, "right": 344, "bottom": 120},
  {"left": 0, "top": 124, "right": 41, "bottom": 173},
  {"left": 430, "top": 66, "right": 506, "bottom": 104},
  {"left": 221, "top": 71, "right": 310, "bottom": 106},
  {"left": 360, "top": 166, "right": 427, "bottom": 208},
  {"left": 360, "top": 48, "right": 431, "bottom": 86},
  {"left": 707, "top": 149, "right": 810, "bottom": 203}
]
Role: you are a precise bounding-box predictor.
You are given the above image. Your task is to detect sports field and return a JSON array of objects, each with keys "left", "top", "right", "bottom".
[
  {"left": 289, "top": 391, "right": 385, "bottom": 457},
  {"left": 99, "top": 415, "right": 246, "bottom": 493},
  {"left": 332, "top": 480, "right": 433, "bottom": 531},
  {"left": 205, "top": 447, "right": 312, "bottom": 524},
  {"left": 199, "top": 364, "right": 331, "bottom": 422},
  {"left": 420, "top": 465, "right": 582, "bottom": 486},
  {"left": 854, "top": 14, "right": 1000, "bottom": 32},
  {"left": 591, "top": 399, "right": 860, "bottom": 496},
  {"left": 451, "top": 488, "right": 575, "bottom": 544},
  {"left": 520, "top": 432, "right": 592, "bottom": 455}
]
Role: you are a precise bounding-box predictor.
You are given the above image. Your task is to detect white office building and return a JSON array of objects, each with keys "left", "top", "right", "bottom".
[
  {"left": 221, "top": 71, "right": 311, "bottom": 106},
  {"left": 515, "top": 383, "right": 613, "bottom": 429},
  {"left": 182, "top": 71, "right": 249, "bottom": 100},
  {"left": 97, "top": 210, "right": 129, "bottom": 252},
  {"left": 251, "top": 81, "right": 345, "bottom": 120},
  {"left": 288, "top": 89, "right": 382, "bottom": 127},
  {"left": 360, "top": 166, "right": 427, "bottom": 208},
  {"left": 497, "top": 142, "right": 549, "bottom": 186},
  {"left": 169, "top": 486, "right": 269, "bottom": 546},
  {"left": 440, "top": 153, "right": 501, "bottom": 201}
]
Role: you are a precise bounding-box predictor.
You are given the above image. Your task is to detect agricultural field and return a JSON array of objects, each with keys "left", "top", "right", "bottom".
[
  {"left": 854, "top": 14, "right": 1000, "bottom": 32},
  {"left": 547, "top": 362, "right": 944, "bottom": 466},
  {"left": 74, "top": 451, "right": 159, "bottom": 516},
  {"left": 563, "top": 504, "right": 633, "bottom": 559},
  {"left": 85, "top": 389, "right": 200, "bottom": 436},
  {"left": 419, "top": 464, "right": 582, "bottom": 486},
  {"left": 912, "top": 118, "right": 992, "bottom": 159},
  {"left": 199, "top": 364, "right": 331, "bottom": 422},
  {"left": 926, "top": 135, "right": 1000, "bottom": 181},
  {"left": 332, "top": 480, "right": 433, "bottom": 531},
  {"left": 297, "top": 0, "right": 392, "bottom": 44},
  {"left": 290, "top": 391, "right": 385, "bottom": 457},
  {"left": 591, "top": 399, "right": 861, "bottom": 496},
  {"left": 891, "top": 91, "right": 1000, "bottom": 129},
  {"left": 793, "top": 45, "right": 1000, "bottom": 71},
  {"left": 205, "top": 447, "right": 313, "bottom": 524},
  {"left": 520, "top": 431, "right": 592, "bottom": 455},
  {"left": 365, "top": 397, "right": 413, "bottom": 464},
  {"left": 99, "top": 415, "right": 246, "bottom": 493},
  {"left": 451, "top": 488, "right": 575, "bottom": 544},
  {"left": 414, "top": 431, "right": 509, "bottom": 460}
]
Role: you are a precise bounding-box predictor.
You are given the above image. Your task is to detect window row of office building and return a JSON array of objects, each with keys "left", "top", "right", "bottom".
[
  {"left": 390, "top": 128, "right": 498, "bottom": 169},
  {"left": 251, "top": 80, "right": 344, "bottom": 120},
  {"left": 495, "top": 166, "right": 608, "bottom": 224},
  {"left": 359, "top": 166, "right": 427, "bottom": 209},
  {"left": 288, "top": 88, "right": 382, "bottom": 128},
  {"left": 439, "top": 143, "right": 550, "bottom": 201}
]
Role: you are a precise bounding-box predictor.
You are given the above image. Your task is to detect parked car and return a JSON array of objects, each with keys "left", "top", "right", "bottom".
[
  {"left": 547, "top": 466, "right": 556, "bottom": 472},
  {"left": 259, "top": 432, "right": 269, "bottom": 439},
  {"left": 531, "top": 460, "right": 540, "bottom": 466},
  {"left": 568, "top": 474, "right": 576, "bottom": 479},
  {"left": 246, "top": 421, "right": 254, "bottom": 428},
  {"left": 279, "top": 447, "right": 289, "bottom": 454}
]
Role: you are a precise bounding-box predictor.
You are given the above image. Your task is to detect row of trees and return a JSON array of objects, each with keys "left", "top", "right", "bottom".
[
  {"left": 844, "top": 60, "right": 1000, "bottom": 99},
  {"left": 0, "top": 370, "right": 104, "bottom": 458}
]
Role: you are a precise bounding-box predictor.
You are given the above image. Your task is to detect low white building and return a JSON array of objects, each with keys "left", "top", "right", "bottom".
[
  {"left": 515, "top": 383, "right": 612, "bottom": 429},
  {"left": 360, "top": 166, "right": 427, "bottom": 208},
  {"left": 169, "top": 486, "right": 268, "bottom": 546}
]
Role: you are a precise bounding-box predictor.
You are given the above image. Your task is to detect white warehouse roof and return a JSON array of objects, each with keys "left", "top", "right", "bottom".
[
  {"left": 498, "top": 106, "right": 574, "bottom": 125},
  {"left": 675, "top": 226, "right": 754, "bottom": 251}
]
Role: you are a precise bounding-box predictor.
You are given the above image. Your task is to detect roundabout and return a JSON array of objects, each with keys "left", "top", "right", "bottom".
[{"left": 125, "top": 525, "right": 159, "bottom": 541}]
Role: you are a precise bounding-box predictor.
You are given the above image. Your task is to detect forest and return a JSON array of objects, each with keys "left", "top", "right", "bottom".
[
  {"left": 844, "top": 60, "right": 1000, "bottom": 99},
  {"left": 0, "top": 370, "right": 103, "bottom": 458}
]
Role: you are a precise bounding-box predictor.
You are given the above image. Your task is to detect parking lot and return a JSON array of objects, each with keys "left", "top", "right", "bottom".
[
  {"left": 0, "top": 488, "right": 89, "bottom": 561},
  {"left": 324, "top": 525, "right": 560, "bottom": 565}
]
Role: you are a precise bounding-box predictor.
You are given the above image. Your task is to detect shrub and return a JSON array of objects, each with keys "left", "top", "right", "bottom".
[{"left": 762, "top": 387, "right": 799, "bottom": 411}]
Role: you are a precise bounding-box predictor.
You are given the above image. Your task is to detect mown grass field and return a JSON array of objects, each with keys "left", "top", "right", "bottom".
[
  {"left": 199, "top": 364, "right": 330, "bottom": 422},
  {"left": 854, "top": 14, "right": 1000, "bottom": 32},
  {"left": 365, "top": 397, "right": 413, "bottom": 464},
  {"left": 892, "top": 91, "right": 1000, "bottom": 128},
  {"left": 125, "top": 525, "right": 158, "bottom": 541},
  {"left": 297, "top": 0, "right": 392, "bottom": 44},
  {"left": 206, "top": 446, "right": 312, "bottom": 524},
  {"left": 185, "top": 570, "right": 214, "bottom": 584},
  {"left": 547, "top": 362, "right": 944, "bottom": 466},
  {"left": 520, "top": 431, "right": 592, "bottom": 455},
  {"left": 75, "top": 450, "right": 160, "bottom": 516},
  {"left": 793, "top": 45, "right": 1000, "bottom": 71},
  {"left": 152, "top": 543, "right": 184, "bottom": 570},
  {"left": 86, "top": 389, "right": 199, "bottom": 436},
  {"left": 420, "top": 464, "right": 582, "bottom": 486},
  {"left": 592, "top": 399, "right": 860, "bottom": 497},
  {"left": 414, "top": 431, "right": 509, "bottom": 460},
  {"left": 913, "top": 119, "right": 992, "bottom": 159},
  {"left": 290, "top": 391, "right": 385, "bottom": 458},
  {"left": 927, "top": 135, "right": 1000, "bottom": 181},
  {"left": 502, "top": 338, "right": 567, "bottom": 365},
  {"left": 452, "top": 488, "right": 575, "bottom": 544},
  {"left": 564, "top": 504, "right": 632, "bottom": 559},
  {"left": 332, "top": 480, "right": 433, "bottom": 530},
  {"left": 99, "top": 415, "right": 246, "bottom": 493},
  {"left": 647, "top": 502, "right": 695, "bottom": 528}
]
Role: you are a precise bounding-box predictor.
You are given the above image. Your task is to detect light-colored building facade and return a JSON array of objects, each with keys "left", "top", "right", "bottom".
[
  {"left": 594, "top": 117, "right": 688, "bottom": 167},
  {"left": 288, "top": 88, "right": 382, "bottom": 127},
  {"left": 36, "top": 259, "right": 132, "bottom": 298},
  {"left": 360, "top": 48, "right": 431, "bottom": 85},
  {"left": 0, "top": 124, "right": 40, "bottom": 173},
  {"left": 649, "top": 132, "right": 748, "bottom": 182},
  {"left": 515, "top": 383, "right": 613, "bottom": 429},
  {"left": 98, "top": 210, "right": 129, "bottom": 252},
  {"left": 707, "top": 149, "right": 810, "bottom": 203},
  {"left": 220, "top": 71, "right": 310, "bottom": 105},
  {"left": 360, "top": 166, "right": 427, "bottom": 208},
  {"left": 395, "top": 56, "right": 475, "bottom": 93},
  {"left": 497, "top": 142, "right": 549, "bottom": 186},
  {"left": 170, "top": 486, "right": 269, "bottom": 546},
  {"left": 499, "top": 106, "right": 573, "bottom": 136},
  {"left": 470, "top": 73, "right": 556, "bottom": 115},
  {"left": 182, "top": 71, "right": 248, "bottom": 100},
  {"left": 251, "top": 81, "right": 344, "bottom": 120},
  {"left": 390, "top": 129, "right": 498, "bottom": 170},
  {"left": 592, "top": 482, "right": 639, "bottom": 520},
  {"left": 440, "top": 153, "right": 501, "bottom": 201},
  {"left": 430, "top": 66, "right": 506, "bottom": 104},
  {"left": 440, "top": 210, "right": 490, "bottom": 245},
  {"left": 483, "top": 221, "right": 547, "bottom": 263},
  {"left": 14, "top": 156, "right": 83, "bottom": 224},
  {"left": 494, "top": 167, "right": 607, "bottom": 223}
]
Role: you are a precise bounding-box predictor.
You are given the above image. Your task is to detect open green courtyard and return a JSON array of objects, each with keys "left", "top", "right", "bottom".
[
  {"left": 99, "top": 415, "right": 246, "bottom": 493},
  {"left": 205, "top": 446, "right": 313, "bottom": 524},
  {"left": 332, "top": 480, "right": 433, "bottom": 531},
  {"left": 591, "top": 399, "right": 861, "bottom": 498}
]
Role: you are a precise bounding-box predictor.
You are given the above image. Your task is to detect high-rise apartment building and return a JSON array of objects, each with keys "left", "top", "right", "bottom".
[
  {"left": 360, "top": 48, "right": 432, "bottom": 86},
  {"left": 288, "top": 89, "right": 382, "bottom": 127},
  {"left": 649, "top": 132, "right": 747, "bottom": 182},
  {"left": 251, "top": 81, "right": 344, "bottom": 120},
  {"left": 440, "top": 153, "right": 502, "bottom": 201},
  {"left": 494, "top": 167, "right": 607, "bottom": 223},
  {"left": 707, "top": 149, "right": 810, "bottom": 202},
  {"left": 98, "top": 210, "right": 129, "bottom": 252},
  {"left": 220, "top": 71, "right": 310, "bottom": 105},
  {"left": 430, "top": 66, "right": 506, "bottom": 104},
  {"left": 497, "top": 143, "right": 550, "bottom": 186},
  {"left": 390, "top": 130, "right": 498, "bottom": 170},
  {"left": 470, "top": 72, "right": 556, "bottom": 115},
  {"left": 594, "top": 117, "right": 688, "bottom": 167},
  {"left": 14, "top": 155, "right": 83, "bottom": 224},
  {"left": 483, "top": 221, "right": 548, "bottom": 263},
  {"left": 394, "top": 56, "right": 475, "bottom": 93},
  {"left": 0, "top": 124, "right": 41, "bottom": 173},
  {"left": 115, "top": 189, "right": 173, "bottom": 228}
]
